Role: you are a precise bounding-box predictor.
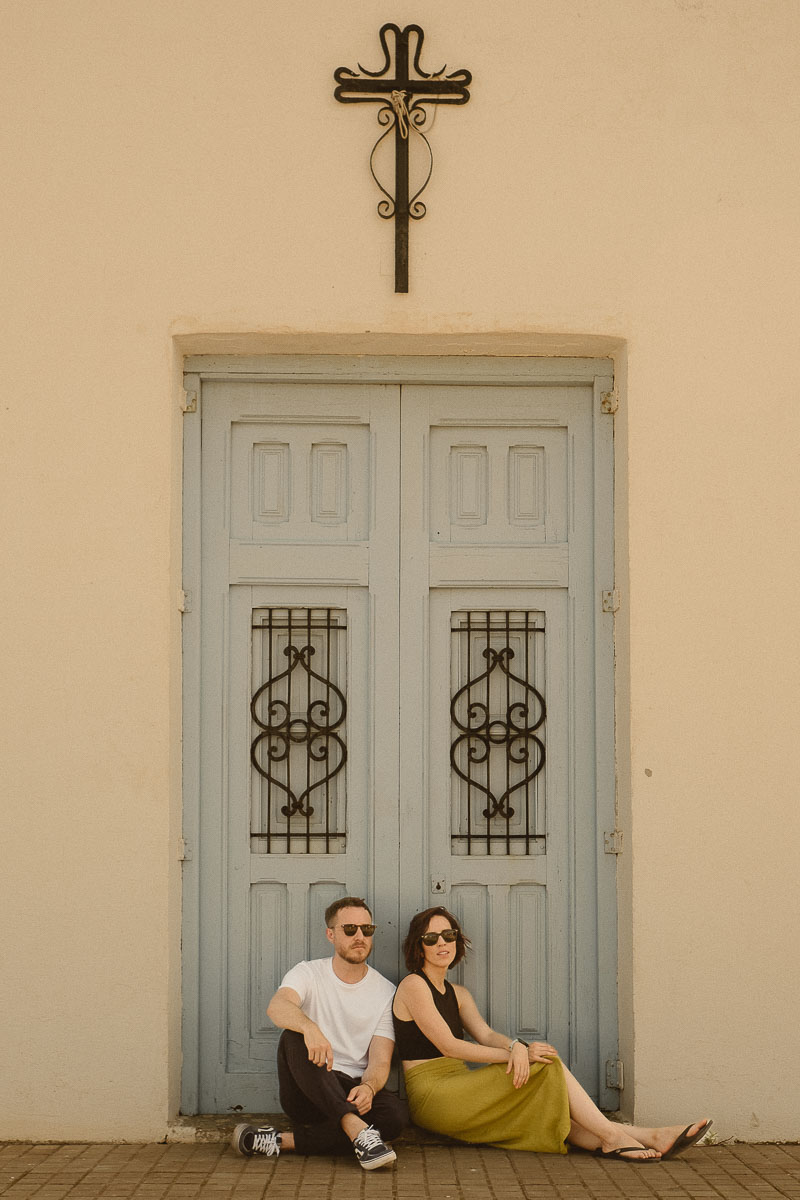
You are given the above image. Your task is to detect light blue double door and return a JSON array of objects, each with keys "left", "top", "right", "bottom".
[{"left": 182, "top": 359, "right": 617, "bottom": 1114}]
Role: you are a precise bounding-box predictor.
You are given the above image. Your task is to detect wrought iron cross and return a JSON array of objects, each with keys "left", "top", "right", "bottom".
[{"left": 334, "top": 24, "right": 471, "bottom": 293}]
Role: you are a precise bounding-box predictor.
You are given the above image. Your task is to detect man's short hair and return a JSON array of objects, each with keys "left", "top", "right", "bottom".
[{"left": 324, "top": 896, "right": 372, "bottom": 927}]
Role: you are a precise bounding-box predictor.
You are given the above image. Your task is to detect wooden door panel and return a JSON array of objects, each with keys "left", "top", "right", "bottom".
[
  {"left": 401, "top": 384, "right": 595, "bottom": 1079},
  {"left": 429, "top": 425, "right": 568, "bottom": 545},
  {"left": 196, "top": 383, "right": 400, "bottom": 1111}
]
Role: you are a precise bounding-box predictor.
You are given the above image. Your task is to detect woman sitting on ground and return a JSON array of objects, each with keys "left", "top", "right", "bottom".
[{"left": 392, "top": 906, "right": 711, "bottom": 1162}]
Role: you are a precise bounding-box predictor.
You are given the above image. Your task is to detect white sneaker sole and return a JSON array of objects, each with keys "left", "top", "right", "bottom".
[
  {"left": 231, "top": 1124, "right": 253, "bottom": 1156},
  {"left": 358, "top": 1147, "right": 397, "bottom": 1170}
]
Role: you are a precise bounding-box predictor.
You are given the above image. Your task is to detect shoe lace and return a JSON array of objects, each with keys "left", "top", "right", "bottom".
[
  {"left": 252, "top": 1128, "right": 280, "bottom": 1156},
  {"left": 356, "top": 1126, "right": 383, "bottom": 1151}
]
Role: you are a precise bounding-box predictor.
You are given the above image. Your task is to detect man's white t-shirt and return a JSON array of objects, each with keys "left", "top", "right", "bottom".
[{"left": 280, "top": 958, "right": 396, "bottom": 1079}]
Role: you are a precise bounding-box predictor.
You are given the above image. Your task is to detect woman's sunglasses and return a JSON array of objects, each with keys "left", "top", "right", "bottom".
[
  {"left": 420, "top": 929, "right": 459, "bottom": 945},
  {"left": 338, "top": 923, "right": 377, "bottom": 937}
]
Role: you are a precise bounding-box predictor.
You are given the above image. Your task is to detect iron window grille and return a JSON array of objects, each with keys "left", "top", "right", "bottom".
[
  {"left": 250, "top": 608, "right": 347, "bottom": 854},
  {"left": 450, "top": 611, "right": 546, "bottom": 856}
]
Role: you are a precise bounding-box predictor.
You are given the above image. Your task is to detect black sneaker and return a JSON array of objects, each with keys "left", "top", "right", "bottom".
[
  {"left": 352, "top": 1125, "right": 396, "bottom": 1170},
  {"left": 231, "top": 1123, "right": 281, "bottom": 1158}
]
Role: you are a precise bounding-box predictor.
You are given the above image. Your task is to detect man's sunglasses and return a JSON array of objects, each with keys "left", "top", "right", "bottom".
[
  {"left": 338, "top": 923, "right": 377, "bottom": 937},
  {"left": 420, "top": 929, "right": 459, "bottom": 945}
]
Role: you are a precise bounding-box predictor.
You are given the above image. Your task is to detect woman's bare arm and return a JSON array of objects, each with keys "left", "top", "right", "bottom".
[
  {"left": 395, "top": 975, "right": 532, "bottom": 1084},
  {"left": 455, "top": 986, "right": 558, "bottom": 1066}
]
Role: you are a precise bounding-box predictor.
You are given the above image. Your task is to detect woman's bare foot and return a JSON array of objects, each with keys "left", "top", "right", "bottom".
[
  {"left": 626, "top": 1119, "right": 710, "bottom": 1156},
  {"left": 599, "top": 1131, "right": 660, "bottom": 1161},
  {"left": 655, "top": 1119, "right": 711, "bottom": 1157}
]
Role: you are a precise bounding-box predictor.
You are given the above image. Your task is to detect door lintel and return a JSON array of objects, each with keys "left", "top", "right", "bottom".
[{"left": 183, "top": 354, "right": 614, "bottom": 389}]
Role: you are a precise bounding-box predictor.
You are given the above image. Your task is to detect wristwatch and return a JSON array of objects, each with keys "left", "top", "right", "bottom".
[{"left": 509, "top": 1037, "right": 529, "bottom": 1051}]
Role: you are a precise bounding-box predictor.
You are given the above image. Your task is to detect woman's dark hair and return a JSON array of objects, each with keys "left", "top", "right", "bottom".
[{"left": 402, "top": 906, "right": 470, "bottom": 972}]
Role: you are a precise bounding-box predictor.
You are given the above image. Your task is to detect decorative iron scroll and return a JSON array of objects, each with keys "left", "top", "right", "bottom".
[
  {"left": 450, "top": 612, "right": 546, "bottom": 855},
  {"left": 334, "top": 23, "right": 472, "bottom": 293},
  {"left": 250, "top": 608, "right": 347, "bottom": 853}
]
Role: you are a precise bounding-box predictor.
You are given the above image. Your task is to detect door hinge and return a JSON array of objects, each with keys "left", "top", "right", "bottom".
[
  {"left": 601, "top": 389, "right": 619, "bottom": 415},
  {"left": 181, "top": 387, "right": 198, "bottom": 414},
  {"left": 178, "top": 838, "right": 193, "bottom": 861},
  {"left": 605, "top": 1059, "right": 624, "bottom": 1089},
  {"left": 178, "top": 589, "right": 192, "bottom": 613},
  {"left": 604, "top": 830, "right": 623, "bottom": 854},
  {"left": 602, "top": 589, "right": 620, "bottom": 614}
]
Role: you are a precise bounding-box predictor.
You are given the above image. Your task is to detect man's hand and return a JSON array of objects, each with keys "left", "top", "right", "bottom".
[
  {"left": 304, "top": 1026, "right": 334, "bottom": 1071},
  {"left": 346, "top": 1082, "right": 376, "bottom": 1115}
]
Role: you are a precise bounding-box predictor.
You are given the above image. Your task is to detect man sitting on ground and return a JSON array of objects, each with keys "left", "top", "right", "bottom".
[{"left": 231, "top": 897, "right": 408, "bottom": 1170}]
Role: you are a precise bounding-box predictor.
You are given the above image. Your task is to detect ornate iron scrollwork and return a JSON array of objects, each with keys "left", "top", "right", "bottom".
[
  {"left": 368, "top": 98, "right": 434, "bottom": 224},
  {"left": 333, "top": 23, "right": 472, "bottom": 292},
  {"left": 251, "top": 644, "right": 347, "bottom": 816},
  {"left": 250, "top": 609, "right": 347, "bottom": 853},
  {"left": 450, "top": 613, "right": 547, "bottom": 854},
  {"left": 451, "top": 646, "right": 546, "bottom": 819}
]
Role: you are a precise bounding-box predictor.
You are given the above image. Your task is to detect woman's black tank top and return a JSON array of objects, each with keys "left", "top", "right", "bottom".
[{"left": 393, "top": 971, "right": 463, "bottom": 1059}]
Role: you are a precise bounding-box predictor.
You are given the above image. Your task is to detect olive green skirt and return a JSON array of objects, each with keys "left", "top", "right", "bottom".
[{"left": 404, "top": 1057, "right": 570, "bottom": 1154}]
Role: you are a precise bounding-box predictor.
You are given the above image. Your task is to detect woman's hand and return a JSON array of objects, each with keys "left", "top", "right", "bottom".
[
  {"left": 506, "top": 1041, "right": 531, "bottom": 1088},
  {"left": 528, "top": 1041, "right": 558, "bottom": 1065}
]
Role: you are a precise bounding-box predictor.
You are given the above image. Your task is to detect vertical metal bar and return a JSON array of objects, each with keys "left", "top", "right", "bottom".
[
  {"left": 505, "top": 610, "right": 511, "bottom": 855},
  {"left": 253, "top": 615, "right": 260, "bottom": 844},
  {"left": 540, "top": 617, "right": 546, "bottom": 844},
  {"left": 525, "top": 611, "right": 531, "bottom": 854},
  {"left": 395, "top": 134, "right": 409, "bottom": 293},
  {"left": 266, "top": 611, "right": 273, "bottom": 852},
  {"left": 465, "top": 612, "right": 472, "bottom": 853},
  {"left": 286, "top": 608, "right": 293, "bottom": 852},
  {"left": 306, "top": 608, "right": 312, "bottom": 854},
  {"left": 253, "top": 619, "right": 260, "bottom": 844},
  {"left": 339, "top": 611, "right": 347, "bottom": 853},
  {"left": 394, "top": 28, "right": 410, "bottom": 292},
  {"left": 325, "top": 608, "right": 332, "bottom": 854},
  {"left": 485, "top": 610, "right": 491, "bottom": 853}
]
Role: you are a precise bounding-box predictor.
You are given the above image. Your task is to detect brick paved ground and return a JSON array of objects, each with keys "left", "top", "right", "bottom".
[{"left": 2, "top": 1141, "right": 800, "bottom": 1200}]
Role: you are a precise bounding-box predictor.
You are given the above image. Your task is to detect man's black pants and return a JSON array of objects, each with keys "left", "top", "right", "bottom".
[{"left": 277, "top": 1030, "right": 409, "bottom": 1155}]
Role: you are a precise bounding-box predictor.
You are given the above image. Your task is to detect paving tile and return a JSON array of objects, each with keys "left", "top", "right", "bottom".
[{"left": 3, "top": 1143, "right": 800, "bottom": 1199}]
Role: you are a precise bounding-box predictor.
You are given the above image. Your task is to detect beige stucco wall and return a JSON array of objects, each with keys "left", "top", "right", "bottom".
[{"left": 1, "top": 0, "right": 798, "bottom": 1141}]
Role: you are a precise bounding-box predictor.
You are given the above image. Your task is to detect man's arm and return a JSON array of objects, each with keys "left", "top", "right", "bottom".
[
  {"left": 346, "top": 1035, "right": 394, "bottom": 1115},
  {"left": 266, "top": 986, "right": 334, "bottom": 1071}
]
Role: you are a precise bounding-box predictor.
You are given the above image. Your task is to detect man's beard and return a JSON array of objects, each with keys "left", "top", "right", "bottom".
[{"left": 339, "top": 944, "right": 370, "bottom": 963}]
